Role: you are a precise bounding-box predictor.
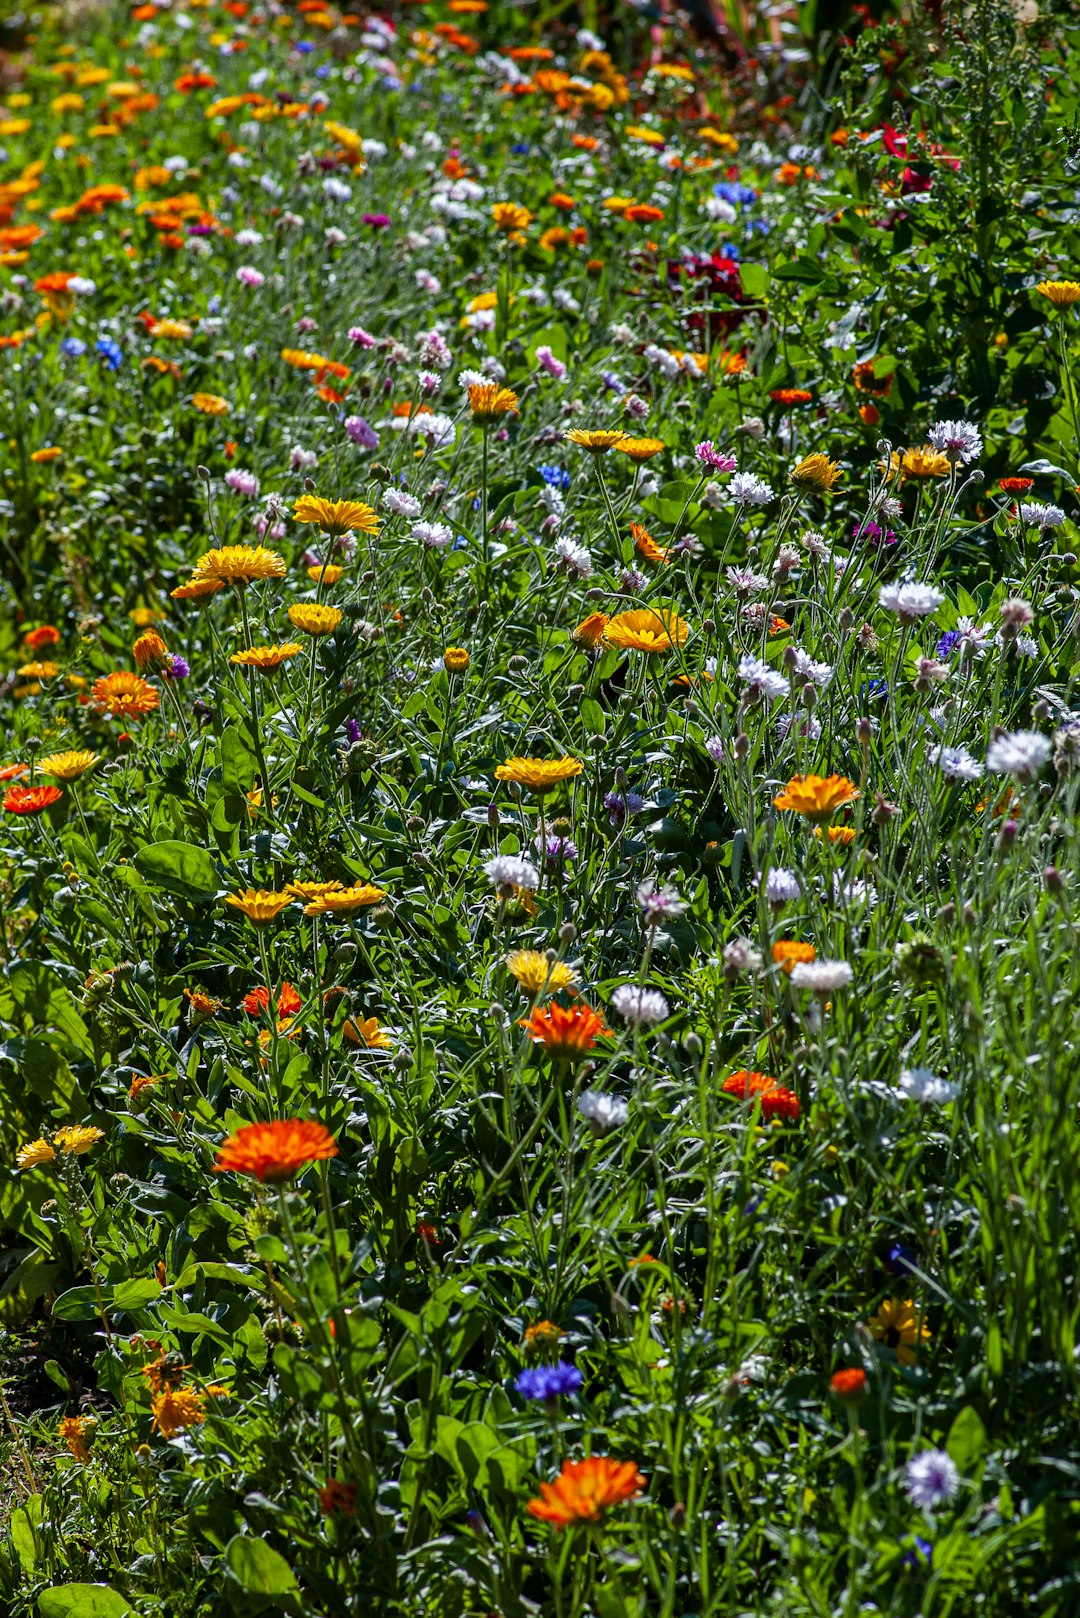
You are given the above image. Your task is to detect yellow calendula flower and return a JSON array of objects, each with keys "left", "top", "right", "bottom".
[
  {"left": 293, "top": 495, "right": 380, "bottom": 536},
  {"left": 149, "top": 318, "right": 192, "bottom": 340},
  {"left": 54, "top": 1125, "right": 104, "bottom": 1156},
  {"left": 306, "top": 564, "right": 345, "bottom": 585},
  {"left": 132, "top": 631, "right": 170, "bottom": 672},
  {"left": 565, "top": 428, "right": 631, "bottom": 453},
  {"left": 492, "top": 201, "right": 532, "bottom": 232},
  {"left": 614, "top": 437, "right": 665, "bottom": 463},
  {"left": 604, "top": 608, "right": 689, "bottom": 655},
  {"left": 151, "top": 1387, "right": 206, "bottom": 1438},
  {"left": 16, "top": 1138, "right": 57, "bottom": 1170},
  {"left": 288, "top": 604, "right": 343, "bottom": 637},
  {"left": 773, "top": 773, "right": 859, "bottom": 824},
  {"left": 303, "top": 884, "right": 386, "bottom": 916},
  {"left": 343, "top": 1015, "right": 392, "bottom": 1049},
  {"left": 443, "top": 647, "right": 470, "bottom": 674},
  {"left": 570, "top": 612, "right": 609, "bottom": 648},
  {"left": 224, "top": 890, "right": 295, "bottom": 925},
  {"left": 58, "top": 1415, "right": 95, "bottom": 1463},
  {"left": 1035, "top": 279, "right": 1080, "bottom": 309},
  {"left": 883, "top": 446, "right": 951, "bottom": 482},
  {"left": 171, "top": 578, "right": 223, "bottom": 601},
  {"left": 230, "top": 643, "right": 303, "bottom": 670},
  {"left": 191, "top": 392, "right": 230, "bottom": 415},
  {"left": 468, "top": 383, "right": 520, "bottom": 425},
  {"left": 505, "top": 948, "right": 579, "bottom": 996},
  {"left": 791, "top": 453, "right": 842, "bottom": 494},
  {"left": 38, "top": 750, "right": 98, "bottom": 782},
  {"left": 191, "top": 545, "right": 286, "bottom": 586},
  {"left": 286, "top": 879, "right": 344, "bottom": 901},
  {"left": 17, "top": 660, "right": 59, "bottom": 678},
  {"left": 495, "top": 756, "right": 583, "bottom": 794}
]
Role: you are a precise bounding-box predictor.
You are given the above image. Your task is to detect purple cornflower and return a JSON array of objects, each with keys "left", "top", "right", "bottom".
[
  {"left": 345, "top": 415, "right": 380, "bottom": 450},
  {"left": 344, "top": 718, "right": 362, "bottom": 744},
  {"left": 603, "top": 788, "right": 647, "bottom": 826},
  {"left": 695, "top": 440, "right": 737, "bottom": 472},
  {"left": 362, "top": 212, "right": 391, "bottom": 229},
  {"left": 935, "top": 630, "right": 962, "bottom": 659},
  {"left": 900, "top": 1536, "right": 933, "bottom": 1570},
  {"left": 853, "top": 520, "right": 896, "bottom": 546},
  {"left": 225, "top": 468, "right": 260, "bottom": 499},
  {"left": 167, "top": 655, "right": 190, "bottom": 679},
  {"left": 535, "top": 833, "right": 579, "bottom": 872},
  {"left": 514, "top": 1363, "right": 583, "bottom": 1402}
]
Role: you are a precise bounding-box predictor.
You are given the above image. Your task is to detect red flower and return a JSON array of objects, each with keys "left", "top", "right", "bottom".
[
  {"left": 830, "top": 1368, "right": 868, "bottom": 1403},
  {"left": 214, "top": 1119, "right": 338, "bottom": 1183},
  {"left": 999, "top": 477, "right": 1034, "bottom": 494},
  {"left": 4, "top": 784, "right": 63, "bottom": 815},
  {"left": 721, "top": 1070, "right": 801, "bottom": 1121},
  {"left": 242, "top": 982, "right": 302, "bottom": 1017},
  {"left": 318, "top": 1478, "right": 357, "bottom": 1516}
]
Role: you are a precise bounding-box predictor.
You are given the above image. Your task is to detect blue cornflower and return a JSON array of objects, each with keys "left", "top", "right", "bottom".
[
  {"left": 901, "top": 1535, "right": 933, "bottom": 1569},
  {"left": 96, "top": 336, "right": 123, "bottom": 371},
  {"left": 601, "top": 371, "right": 626, "bottom": 395},
  {"left": 315, "top": 64, "right": 331, "bottom": 80},
  {"left": 295, "top": 40, "right": 316, "bottom": 53},
  {"left": 713, "top": 180, "right": 758, "bottom": 207},
  {"left": 935, "top": 630, "right": 962, "bottom": 659},
  {"left": 344, "top": 718, "right": 362, "bottom": 744},
  {"left": 60, "top": 337, "right": 86, "bottom": 358},
  {"left": 886, "top": 1242, "right": 917, "bottom": 1274},
  {"left": 720, "top": 241, "right": 741, "bottom": 261},
  {"left": 511, "top": 142, "right": 531, "bottom": 155},
  {"left": 538, "top": 464, "right": 571, "bottom": 490},
  {"left": 514, "top": 1363, "right": 583, "bottom": 1402}
]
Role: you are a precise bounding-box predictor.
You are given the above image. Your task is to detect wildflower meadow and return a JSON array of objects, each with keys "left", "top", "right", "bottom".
[{"left": 2, "top": 0, "right": 1080, "bottom": 1611}]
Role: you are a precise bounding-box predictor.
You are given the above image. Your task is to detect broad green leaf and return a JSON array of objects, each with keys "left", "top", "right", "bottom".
[
  {"left": 224, "top": 1535, "right": 300, "bottom": 1596},
  {"left": 112, "top": 1278, "right": 162, "bottom": 1313},
  {"left": 946, "top": 1405, "right": 988, "bottom": 1472},
  {"left": 37, "top": 1586, "right": 132, "bottom": 1618},
  {"left": 739, "top": 262, "right": 769, "bottom": 298},
  {"left": 134, "top": 840, "right": 219, "bottom": 901},
  {"left": 220, "top": 725, "right": 256, "bottom": 795}
]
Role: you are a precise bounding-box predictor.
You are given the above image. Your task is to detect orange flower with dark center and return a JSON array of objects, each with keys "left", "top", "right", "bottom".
[
  {"left": 721, "top": 1070, "right": 801, "bottom": 1121},
  {"left": 91, "top": 670, "right": 160, "bottom": 719},
  {"left": 214, "top": 1118, "right": 338, "bottom": 1183},
  {"left": 773, "top": 774, "right": 859, "bottom": 824},
  {"left": 772, "top": 941, "right": 815, "bottom": 974},
  {"left": 4, "top": 784, "right": 63, "bottom": 815},
  {"left": 519, "top": 1001, "right": 611, "bottom": 1061},
  {"left": 527, "top": 1456, "right": 646, "bottom": 1529}
]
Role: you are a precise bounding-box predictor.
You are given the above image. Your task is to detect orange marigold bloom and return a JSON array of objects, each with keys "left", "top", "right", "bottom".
[
  {"left": 214, "top": 1118, "right": 339, "bottom": 1183},
  {"left": 319, "top": 1478, "right": 357, "bottom": 1516},
  {"left": 293, "top": 495, "right": 379, "bottom": 536},
  {"left": 4, "top": 784, "right": 63, "bottom": 815},
  {"left": 58, "top": 1415, "right": 95, "bottom": 1463},
  {"left": 519, "top": 1001, "right": 611, "bottom": 1061},
  {"left": 91, "top": 670, "right": 160, "bottom": 720},
  {"left": 623, "top": 204, "right": 665, "bottom": 224},
  {"left": 772, "top": 940, "right": 816, "bottom": 974},
  {"left": 468, "top": 383, "right": 520, "bottom": 424},
  {"left": 604, "top": 608, "right": 689, "bottom": 655},
  {"left": 721, "top": 1069, "right": 801, "bottom": 1121},
  {"left": 830, "top": 1368, "right": 868, "bottom": 1402},
  {"left": 630, "top": 522, "right": 670, "bottom": 565},
  {"left": 24, "top": 624, "right": 61, "bottom": 650},
  {"left": 171, "top": 578, "right": 223, "bottom": 601},
  {"left": 492, "top": 201, "right": 532, "bottom": 232},
  {"left": 565, "top": 428, "right": 630, "bottom": 453},
  {"left": 151, "top": 1388, "right": 206, "bottom": 1438},
  {"left": 569, "top": 612, "right": 608, "bottom": 648},
  {"left": 770, "top": 387, "right": 813, "bottom": 406},
  {"left": 243, "top": 982, "right": 302, "bottom": 1017},
  {"left": 191, "top": 392, "right": 230, "bottom": 415},
  {"left": 133, "top": 630, "right": 170, "bottom": 672},
  {"left": 773, "top": 773, "right": 859, "bottom": 824},
  {"left": 615, "top": 436, "right": 665, "bottom": 463},
  {"left": 527, "top": 1456, "right": 646, "bottom": 1529},
  {"left": 524, "top": 1319, "right": 565, "bottom": 1352}
]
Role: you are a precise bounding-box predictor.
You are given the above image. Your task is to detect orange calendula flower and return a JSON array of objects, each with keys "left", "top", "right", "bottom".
[
  {"left": 214, "top": 1118, "right": 339, "bottom": 1183},
  {"left": 565, "top": 428, "right": 630, "bottom": 453},
  {"left": 31, "top": 446, "right": 62, "bottom": 463},
  {"left": 519, "top": 1001, "right": 611, "bottom": 1061},
  {"left": 721, "top": 1070, "right": 801, "bottom": 1122},
  {"left": 191, "top": 392, "right": 230, "bottom": 415},
  {"left": 132, "top": 631, "right": 170, "bottom": 672},
  {"left": 623, "top": 203, "right": 665, "bottom": 224},
  {"left": 343, "top": 1015, "right": 392, "bottom": 1048},
  {"left": 184, "top": 988, "right": 223, "bottom": 1018},
  {"left": 1036, "top": 279, "right": 1080, "bottom": 309},
  {"left": 24, "top": 624, "right": 61, "bottom": 650},
  {"left": 495, "top": 756, "right": 583, "bottom": 794},
  {"left": 224, "top": 890, "right": 294, "bottom": 925},
  {"left": 527, "top": 1456, "right": 646, "bottom": 1529},
  {"left": 303, "top": 883, "right": 386, "bottom": 916},
  {"left": 91, "top": 671, "right": 160, "bottom": 720},
  {"left": 770, "top": 387, "right": 813, "bottom": 406},
  {"left": 524, "top": 1319, "right": 565, "bottom": 1352},
  {"left": 191, "top": 545, "right": 286, "bottom": 586},
  {"left": 4, "top": 784, "right": 63, "bottom": 814},
  {"left": 288, "top": 604, "right": 343, "bottom": 637},
  {"left": 468, "top": 382, "right": 520, "bottom": 424},
  {"left": 773, "top": 774, "right": 859, "bottom": 824},
  {"left": 492, "top": 201, "right": 532, "bottom": 231},
  {"left": 830, "top": 1368, "right": 868, "bottom": 1403},
  {"left": 868, "top": 1298, "right": 931, "bottom": 1366},
  {"left": 772, "top": 940, "right": 816, "bottom": 973},
  {"left": 58, "top": 1415, "right": 96, "bottom": 1462},
  {"left": 231, "top": 643, "right": 303, "bottom": 670},
  {"left": 604, "top": 608, "right": 689, "bottom": 655},
  {"left": 630, "top": 523, "right": 670, "bottom": 565},
  {"left": 171, "top": 578, "right": 223, "bottom": 601},
  {"left": 443, "top": 647, "right": 470, "bottom": 674},
  {"left": 570, "top": 612, "right": 608, "bottom": 648},
  {"left": 151, "top": 1387, "right": 207, "bottom": 1438},
  {"left": 293, "top": 495, "right": 379, "bottom": 535},
  {"left": 615, "top": 437, "right": 665, "bottom": 463},
  {"left": 306, "top": 563, "right": 345, "bottom": 585}
]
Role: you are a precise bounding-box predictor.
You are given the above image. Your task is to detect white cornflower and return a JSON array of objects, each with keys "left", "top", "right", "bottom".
[
  {"left": 611, "top": 985, "right": 670, "bottom": 1026},
  {"left": 984, "top": 730, "right": 1051, "bottom": 781},
  {"left": 484, "top": 855, "right": 540, "bottom": 893},
  {"left": 705, "top": 735, "right": 725, "bottom": 764},
  {"left": 643, "top": 343, "right": 682, "bottom": 380},
  {"left": 897, "top": 1066, "right": 960, "bottom": 1103},
  {"left": 738, "top": 654, "right": 788, "bottom": 703},
  {"left": 1019, "top": 501, "right": 1065, "bottom": 529},
  {"left": 381, "top": 488, "right": 422, "bottom": 518},
  {"left": 729, "top": 471, "right": 775, "bottom": 506},
  {"left": 577, "top": 1091, "right": 630, "bottom": 1134},
  {"left": 789, "top": 959, "right": 854, "bottom": 992},
  {"left": 726, "top": 566, "right": 770, "bottom": 596},
  {"left": 410, "top": 520, "right": 453, "bottom": 549},
  {"left": 927, "top": 744, "right": 983, "bottom": 781},
  {"left": 554, "top": 535, "right": 592, "bottom": 577},
  {"left": 790, "top": 647, "right": 834, "bottom": 686},
  {"left": 762, "top": 867, "right": 801, "bottom": 905},
  {"left": 833, "top": 876, "right": 876, "bottom": 909},
  {"left": 904, "top": 1450, "right": 961, "bottom": 1512},
  {"left": 722, "top": 938, "right": 762, "bottom": 978},
  {"left": 927, "top": 419, "right": 982, "bottom": 464},
  {"left": 878, "top": 582, "right": 945, "bottom": 622},
  {"left": 955, "top": 616, "right": 992, "bottom": 657},
  {"left": 637, "top": 882, "right": 686, "bottom": 926}
]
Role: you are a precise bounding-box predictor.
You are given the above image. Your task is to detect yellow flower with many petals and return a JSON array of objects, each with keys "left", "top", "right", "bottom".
[
  {"left": 868, "top": 1297, "right": 931, "bottom": 1366},
  {"left": 604, "top": 609, "right": 689, "bottom": 655},
  {"left": 773, "top": 774, "right": 859, "bottom": 824},
  {"left": 565, "top": 428, "right": 630, "bottom": 453},
  {"left": 615, "top": 437, "right": 665, "bottom": 463},
  {"left": 492, "top": 201, "right": 532, "bottom": 232},
  {"left": 224, "top": 889, "right": 295, "bottom": 925},
  {"left": 303, "top": 884, "right": 386, "bottom": 916},
  {"left": 39, "top": 750, "right": 97, "bottom": 781},
  {"left": 133, "top": 631, "right": 170, "bottom": 672},
  {"left": 495, "top": 756, "right": 583, "bottom": 795},
  {"left": 230, "top": 643, "right": 303, "bottom": 670},
  {"left": 505, "top": 948, "right": 579, "bottom": 996},
  {"left": 306, "top": 564, "right": 345, "bottom": 585},
  {"left": 570, "top": 612, "right": 608, "bottom": 648},
  {"left": 191, "top": 392, "right": 230, "bottom": 415},
  {"left": 54, "top": 1125, "right": 104, "bottom": 1156},
  {"left": 91, "top": 671, "right": 160, "bottom": 719},
  {"left": 293, "top": 495, "right": 380, "bottom": 536},
  {"left": 468, "top": 383, "right": 520, "bottom": 425},
  {"left": 1036, "top": 279, "right": 1080, "bottom": 309},
  {"left": 791, "top": 453, "right": 842, "bottom": 494},
  {"left": 191, "top": 545, "right": 286, "bottom": 586},
  {"left": 443, "top": 647, "right": 470, "bottom": 674},
  {"left": 152, "top": 1387, "right": 206, "bottom": 1438},
  {"left": 344, "top": 1015, "right": 392, "bottom": 1049},
  {"left": 16, "top": 1138, "right": 57, "bottom": 1170},
  {"left": 883, "top": 446, "right": 951, "bottom": 482},
  {"left": 286, "top": 879, "right": 343, "bottom": 901},
  {"left": 288, "top": 604, "right": 343, "bottom": 637}
]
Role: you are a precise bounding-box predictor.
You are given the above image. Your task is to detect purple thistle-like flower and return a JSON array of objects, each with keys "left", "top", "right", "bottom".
[
  {"left": 344, "top": 718, "right": 362, "bottom": 744},
  {"left": 514, "top": 1363, "right": 583, "bottom": 1402},
  {"left": 695, "top": 440, "right": 738, "bottom": 472},
  {"left": 345, "top": 415, "right": 380, "bottom": 451},
  {"left": 363, "top": 212, "right": 391, "bottom": 229},
  {"left": 603, "top": 788, "right": 647, "bottom": 826},
  {"left": 935, "top": 630, "right": 962, "bottom": 658},
  {"left": 535, "top": 833, "right": 579, "bottom": 872},
  {"left": 853, "top": 520, "right": 896, "bottom": 546},
  {"left": 167, "top": 655, "right": 190, "bottom": 679}
]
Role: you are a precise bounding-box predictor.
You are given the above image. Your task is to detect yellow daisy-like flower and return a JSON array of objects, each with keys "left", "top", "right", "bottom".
[
  {"left": 230, "top": 643, "right": 303, "bottom": 670},
  {"left": 565, "top": 428, "right": 631, "bottom": 453},
  {"left": 614, "top": 436, "right": 665, "bottom": 463},
  {"left": 91, "top": 670, "right": 160, "bottom": 720},
  {"left": 306, "top": 564, "right": 345, "bottom": 585},
  {"left": 494, "top": 756, "right": 583, "bottom": 794},
  {"left": 171, "top": 578, "right": 224, "bottom": 601},
  {"left": 150, "top": 318, "right": 192, "bottom": 339},
  {"left": 868, "top": 1297, "right": 931, "bottom": 1366},
  {"left": 286, "top": 879, "right": 344, "bottom": 901},
  {"left": 191, "top": 545, "right": 287, "bottom": 586},
  {"left": 570, "top": 612, "right": 609, "bottom": 648},
  {"left": 151, "top": 1387, "right": 206, "bottom": 1438},
  {"left": 791, "top": 453, "right": 842, "bottom": 494},
  {"left": 16, "top": 1138, "right": 57, "bottom": 1170},
  {"left": 883, "top": 446, "right": 951, "bottom": 482},
  {"left": 443, "top": 647, "right": 470, "bottom": 673},
  {"left": 492, "top": 201, "right": 533, "bottom": 232},
  {"left": 1035, "top": 279, "right": 1080, "bottom": 309},
  {"left": 224, "top": 889, "right": 295, "bottom": 925},
  {"left": 191, "top": 392, "right": 230, "bottom": 415},
  {"left": 292, "top": 495, "right": 380, "bottom": 536},
  {"left": 31, "top": 446, "right": 63, "bottom": 463},
  {"left": 54, "top": 1125, "right": 105, "bottom": 1156},
  {"left": 468, "top": 383, "right": 520, "bottom": 425},
  {"left": 132, "top": 631, "right": 171, "bottom": 672},
  {"left": 38, "top": 750, "right": 98, "bottom": 782},
  {"left": 343, "top": 1014, "right": 392, "bottom": 1049},
  {"left": 604, "top": 608, "right": 689, "bottom": 655},
  {"left": 505, "top": 948, "right": 579, "bottom": 996},
  {"left": 17, "top": 661, "right": 60, "bottom": 678},
  {"left": 58, "top": 1415, "right": 95, "bottom": 1463},
  {"left": 288, "top": 604, "right": 343, "bottom": 637},
  {"left": 303, "top": 884, "right": 387, "bottom": 916},
  {"left": 773, "top": 773, "right": 859, "bottom": 824}
]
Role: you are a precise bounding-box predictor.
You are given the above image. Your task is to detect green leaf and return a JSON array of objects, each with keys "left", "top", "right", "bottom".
[
  {"left": 773, "top": 257, "right": 825, "bottom": 285},
  {"left": 134, "top": 840, "right": 219, "bottom": 901},
  {"left": 112, "top": 1278, "right": 162, "bottom": 1313},
  {"left": 220, "top": 725, "right": 256, "bottom": 795},
  {"left": 579, "top": 697, "right": 606, "bottom": 737},
  {"left": 52, "top": 1285, "right": 106, "bottom": 1322},
  {"left": 739, "top": 262, "right": 770, "bottom": 298},
  {"left": 224, "top": 1535, "right": 301, "bottom": 1597},
  {"left": 43, "top": 1359, "right": 71, "bottom": 1393},
  {"left": 37, "top": 1586, "right": 132, "bottom": 1618},
  {"left": 10, "top": 1495, "right": 42, "bottom": 1574},
  {"left": 946, "top": 1405, "right": 988, "bottom": 1472}
]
